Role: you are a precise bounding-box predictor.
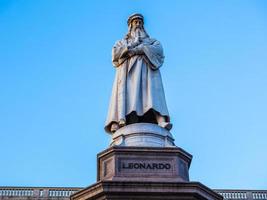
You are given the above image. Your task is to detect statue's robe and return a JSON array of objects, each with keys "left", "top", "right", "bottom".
[{"left": 105, "top": 37, "right": 170, "bottom": 133}]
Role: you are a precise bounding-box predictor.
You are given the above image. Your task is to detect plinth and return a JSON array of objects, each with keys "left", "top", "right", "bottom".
[
  {"left": 97, "top": 146, "right": 191, "bottom": 182},
  {"left": 71, "top": 181, "right": 222, "bottom": 200},
  {"left": 71, "top": 124, "right": 222, "bottom": 200}
]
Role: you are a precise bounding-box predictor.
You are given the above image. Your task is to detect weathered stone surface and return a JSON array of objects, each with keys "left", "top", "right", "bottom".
[
  {"left": 110, "top": 123, "right": 175, "bottom": 147},
  {"left": 70, "top": 181, "right": 223, "bottom": 200},
  {"left": 97, "top": 146, "right": 192, "bottom": 182}
]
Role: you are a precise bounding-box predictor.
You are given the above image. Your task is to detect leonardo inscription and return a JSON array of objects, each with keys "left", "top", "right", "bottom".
[
  {"left": 122, "top": 162, "right": 171, "bottom": 170},
  {"left": 118, "top": 158, "right": 174, "bottom": 174}
]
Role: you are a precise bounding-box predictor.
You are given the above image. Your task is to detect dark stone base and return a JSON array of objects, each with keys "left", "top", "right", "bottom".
[
  {"left": 97, "top": 146, "right": 192, "bottom": 182},
  {"left": 71, "top": 146, "right": 222, "bottom": 200},
  {"left": 71, "top": 181, "right": 223, "bottom": 200}
]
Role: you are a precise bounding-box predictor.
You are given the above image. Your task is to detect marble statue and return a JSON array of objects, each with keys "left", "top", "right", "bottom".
[{"left": 105, "top": 14, "right": 172, "bottom": 134}]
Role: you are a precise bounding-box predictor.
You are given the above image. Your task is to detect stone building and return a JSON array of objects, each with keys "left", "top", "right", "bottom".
[{"left": 0, "top": 186, "right": 266, "bottom": 200}]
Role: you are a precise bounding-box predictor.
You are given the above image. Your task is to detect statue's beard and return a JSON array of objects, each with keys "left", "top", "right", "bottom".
[{"left": 130, "top": 27, "right": 148, "bottom": 39}]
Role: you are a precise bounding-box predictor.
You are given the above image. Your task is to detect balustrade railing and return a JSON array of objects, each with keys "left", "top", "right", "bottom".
[
  {"left": 215, "top": 190, "right": 267, "bottom": 200},
  {"left": 0, "top": 187, "right": 266, "bottom": 199},
  {"left": 0, "top": 187, "right": 82, "bottom": 198},
  {"left": 48, "top": 189, "right": 77, "bottom": 197},
  {"left": 252, "top": 192, "right": 267, "bottom": 199},
  {"left": 0, "top": 189, "right": 33, "bottom": 197}
]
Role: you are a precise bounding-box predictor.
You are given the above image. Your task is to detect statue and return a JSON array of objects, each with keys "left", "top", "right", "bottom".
[{"left": 105, "top": 14, "right": 172, "bottom": 133}]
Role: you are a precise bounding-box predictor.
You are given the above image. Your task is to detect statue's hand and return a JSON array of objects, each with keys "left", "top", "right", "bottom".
[
  {"left": 127, "top": 49, "right": 136, "bottom": 57},
  {"left": 126, "top": 40, "right": 144, "bottom": 57},
  {"left": 128, "top": 42, "right": 138, "bottom": 49},
  {"left": 128, "top": 37, "right": 142, "bottom": 49},
  {"left": 133, "top": 44, "right": 144, "bottom": 55}
]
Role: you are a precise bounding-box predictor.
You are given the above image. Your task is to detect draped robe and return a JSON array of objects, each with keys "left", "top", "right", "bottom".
[{"left": 105, "top": 37, "right": 170, "bottom": 133}]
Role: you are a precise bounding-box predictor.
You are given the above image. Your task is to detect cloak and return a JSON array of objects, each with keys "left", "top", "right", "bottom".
[{"left": 105, "top": 37, "right": 170, "bottom": 133}]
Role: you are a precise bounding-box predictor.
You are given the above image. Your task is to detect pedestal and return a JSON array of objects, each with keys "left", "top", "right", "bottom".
[
  {"left": 71, "top": 124, "right": 222, "bottom": 200},
  {"left": 71, "top": 181, "right": 222, "bottom": 200},
  {"left": 110, "top": 123, "right": 175, "bottom": 147},
  {"left": 97, "top": 146, "right": 191, "bottom": 182},
  {"left": 71, "top": 147, "right": 222, "bottom": 200}
]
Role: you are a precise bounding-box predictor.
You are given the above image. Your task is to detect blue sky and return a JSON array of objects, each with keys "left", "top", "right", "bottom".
[{"left": 0, "top": 0, "right": 267, "bottom": 190}]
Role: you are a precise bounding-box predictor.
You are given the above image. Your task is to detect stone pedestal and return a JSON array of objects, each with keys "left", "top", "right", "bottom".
[
  {"left": 97, "top": 146, "right": 191, "bottom": 182},
  {"left": 71, "top": 123, "right": 222, "bottom": 200},
  {"left": 71, "top": 146, "right": 222, "bottom": 200},
  {"left": 110, "top": 123, "right": 175, "bottom": 147},
  {"left": 71, "top": 181, "right": 222, "bottom": 200}
]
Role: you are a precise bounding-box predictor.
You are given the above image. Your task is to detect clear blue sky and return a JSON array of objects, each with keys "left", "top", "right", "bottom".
[{"left": 0, "top": 0, "right": 267, "bottom": 190}]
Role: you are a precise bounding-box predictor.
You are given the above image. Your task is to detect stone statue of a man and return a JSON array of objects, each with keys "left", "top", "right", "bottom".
[{"left": 105, "top": 14, "right": 172, "bottom": 133}]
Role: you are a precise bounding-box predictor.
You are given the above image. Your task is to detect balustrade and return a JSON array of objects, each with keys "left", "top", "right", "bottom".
[
  {"left": 0, "top": 187, "right": 80, "bottom": 198},
  {"left": 1, "top": 187, "right": 266, "bottom": 199},
  {"left": 215, "top": 190, "right": 267, "bottom": 200}
]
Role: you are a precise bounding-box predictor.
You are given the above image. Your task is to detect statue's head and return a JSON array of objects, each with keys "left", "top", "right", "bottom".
[
  {"left": 127, "top": 13, "right": 144, "bottom": 28},
  {"left": 126, "top": 13, "right": 149, "bottom": 40}
]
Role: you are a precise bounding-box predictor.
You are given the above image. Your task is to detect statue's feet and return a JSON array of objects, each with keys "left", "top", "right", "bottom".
[
  {"left": 158, "top": 122, "right": 173, "bottom": 131},
  {"left": 111, "top": 123, "right": 119, "bottom": 133}
]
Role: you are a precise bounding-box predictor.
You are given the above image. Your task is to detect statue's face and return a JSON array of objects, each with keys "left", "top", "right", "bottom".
[{"left": 131, "top": 18, "right": 143, "bottom": 30}]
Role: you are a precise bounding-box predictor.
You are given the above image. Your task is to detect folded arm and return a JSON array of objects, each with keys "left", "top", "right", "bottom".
[
  {"left": 131, "top": 39, "right": 165, "bottom": 70},
  {"left": 112, "top": 39, "right": 164, "bottom": 70},
  {"left": 112, "top": 39, "right": 141, "bottom": 67}
]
